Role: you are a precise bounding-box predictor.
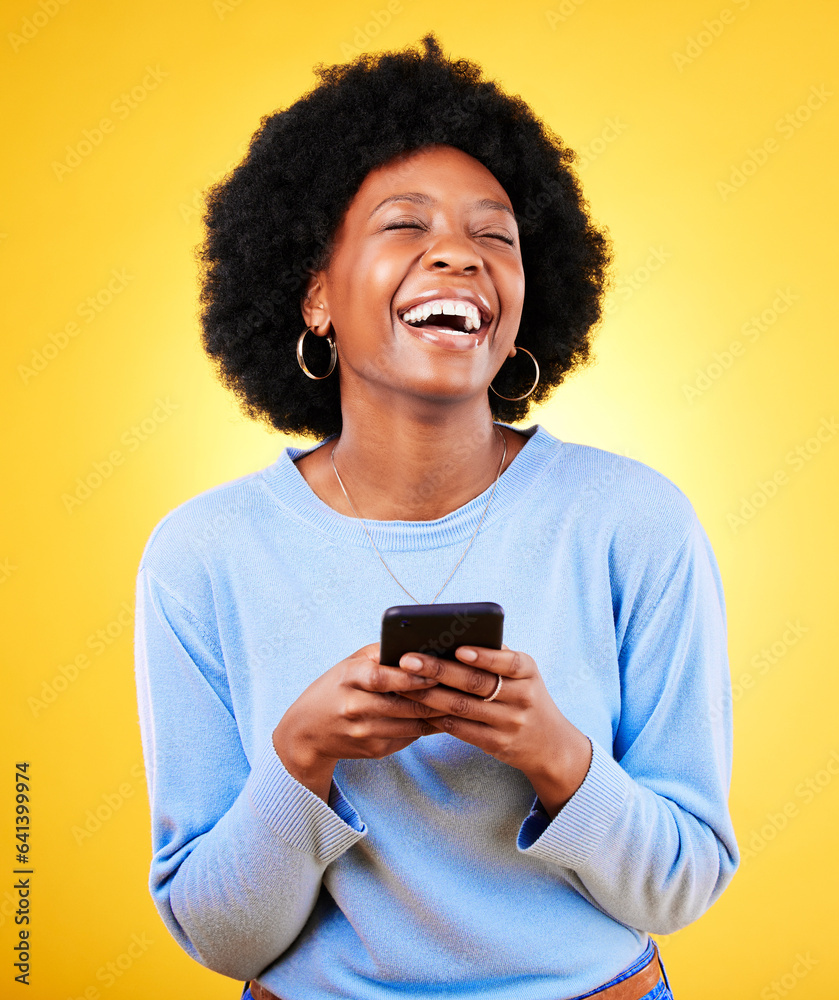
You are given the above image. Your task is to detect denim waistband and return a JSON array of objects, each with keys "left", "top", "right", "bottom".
[
  {"left": 243, "top": 938, "right": 673, "bottom": 1000},
  {"left": 566, "top": 938, "right": 666, "bottom": 999}
]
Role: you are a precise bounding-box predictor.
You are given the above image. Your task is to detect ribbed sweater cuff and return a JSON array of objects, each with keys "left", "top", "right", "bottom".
[
  {"left": 517, "top": 738, "right": 631, "bottom": 867},
  {"left": 247, "top": 738, "right": 367, "bottom": 864}
]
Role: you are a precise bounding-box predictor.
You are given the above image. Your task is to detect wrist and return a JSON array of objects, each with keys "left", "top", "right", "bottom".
[
  {"left": 526, "top": 727, "right": 592, "bottom": 821},
  {"left": 272, "top": 723, "right": 336, "bottom": 802}
]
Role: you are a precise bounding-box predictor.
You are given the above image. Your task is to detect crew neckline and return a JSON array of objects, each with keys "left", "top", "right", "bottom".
[{"left": 259, "top": 422, "right": 563, "bottom": 551}]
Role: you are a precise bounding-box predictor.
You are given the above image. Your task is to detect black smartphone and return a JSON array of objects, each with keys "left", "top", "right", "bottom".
[{"left": 379, "top": 602, "right": 504, "bottom": 667}]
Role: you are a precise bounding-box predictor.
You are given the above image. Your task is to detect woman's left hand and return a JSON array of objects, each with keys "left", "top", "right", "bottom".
[{"left": 397, "top": 644, "right": 593, "bottom": 817}]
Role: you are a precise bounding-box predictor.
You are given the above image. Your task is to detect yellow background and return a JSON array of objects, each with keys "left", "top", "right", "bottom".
[{"left": 2, "top": 0, "right": 837, "bottom": 996}]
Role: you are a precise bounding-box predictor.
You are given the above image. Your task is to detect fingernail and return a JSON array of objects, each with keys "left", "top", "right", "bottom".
[
  {"left": 401, "top": 655, "right": 422, "bottom": 670},
  {"left": 458, "top": 648, "right": 477, "bottom": 661}
]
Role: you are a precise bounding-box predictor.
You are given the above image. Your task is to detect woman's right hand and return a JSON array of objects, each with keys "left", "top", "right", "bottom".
[{"left": 271, "top": 641, "right": 445, "bottom": 801}]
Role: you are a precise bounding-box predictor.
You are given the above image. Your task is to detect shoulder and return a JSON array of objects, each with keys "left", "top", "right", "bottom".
[
  {"left": 535, "top": 436, "right": 723, "bottom": 628},
  {"left": 137, "top": 464, "right": 277, "bottom": 583},
  {"left": 526, "top": 430, "right": 710, "bottom": 599},
  {"left": 537, "top": 432, "right": 698, "bottom": 544}
]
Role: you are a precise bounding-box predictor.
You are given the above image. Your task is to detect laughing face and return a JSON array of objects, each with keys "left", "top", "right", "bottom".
[{"left": 302, "top": 144, "right": 525, "bottom": 410}]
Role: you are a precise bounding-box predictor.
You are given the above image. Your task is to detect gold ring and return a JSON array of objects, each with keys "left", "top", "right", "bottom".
[{"left": 483, "top": 675, "right": 503, "bottom": 702}]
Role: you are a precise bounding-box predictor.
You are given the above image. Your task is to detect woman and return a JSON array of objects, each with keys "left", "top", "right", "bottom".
[{"left": 134, "top": 34, "right": 738, "bottom": 1000}]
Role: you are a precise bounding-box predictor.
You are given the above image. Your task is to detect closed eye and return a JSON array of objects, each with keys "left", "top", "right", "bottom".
[
  {"left": 383, "top": 222, "right": 515, "bottom": 246},
  {"left": 481, "top": 232, "right": 516, "bottom": 246}
]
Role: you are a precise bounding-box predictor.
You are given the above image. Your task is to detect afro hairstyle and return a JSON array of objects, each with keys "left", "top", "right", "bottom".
[{"left": 197, "top": 32, "right": 611, "bottom": 440}]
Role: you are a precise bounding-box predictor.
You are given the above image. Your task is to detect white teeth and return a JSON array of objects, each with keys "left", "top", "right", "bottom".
[{"left": 400, "top": 299, "right": 484, "bottom": 331}]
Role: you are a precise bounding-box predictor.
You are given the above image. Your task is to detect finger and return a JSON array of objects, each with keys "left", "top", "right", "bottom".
[
  {"left": 397, "top": 652, "right": 500, "bottom": 699},
  {"left": 355, "top": 646, "right": 440, "bottom": 692},
  {"left": 378, "top": 691, "right": 450, "bottom": 719},
  {"left": 357, "top": 658, "right": 440, "bottom": 693},
  {"left": 345, "top": 717, "right": 443, "bottom": 742},
  {"left": 340, "top": 690, "right": 449, "bottom": 731},
  {"left": 418, "top": 714, "right": 496, "bottom": 747},
  {"left": 451, "top": 644, "right": 531, "bottom": 679},
  {"left": 359, "top": 641, "right": 381, "bottom": 662},
  {"left": 397, "top": 683, "right": 505, "bottom": 724}
]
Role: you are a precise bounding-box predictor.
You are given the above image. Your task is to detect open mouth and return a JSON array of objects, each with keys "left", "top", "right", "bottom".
[{"left": 397, "top": 298, "right": 491, "bottom": 336}]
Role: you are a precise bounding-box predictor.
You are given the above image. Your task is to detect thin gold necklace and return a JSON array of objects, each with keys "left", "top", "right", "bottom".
[{"left": 330, "top": 425, "right": 508, "bottom": 605}]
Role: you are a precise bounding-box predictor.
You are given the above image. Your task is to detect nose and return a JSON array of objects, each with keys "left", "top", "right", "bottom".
[{"left": 420, "top": 234, "right": 483, "bottom": 274}]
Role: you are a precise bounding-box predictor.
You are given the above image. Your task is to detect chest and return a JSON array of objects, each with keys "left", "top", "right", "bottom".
[{"left": 212, "top": 525, "right": 623, "bottom": 766}]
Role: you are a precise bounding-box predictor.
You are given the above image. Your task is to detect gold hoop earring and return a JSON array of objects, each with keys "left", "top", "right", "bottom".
[
  {"left": 489, "top": 346, "right": 540, "bottom": 401},
  {"left": 297, "top": 327, "right": 337, "bottom": 380}
]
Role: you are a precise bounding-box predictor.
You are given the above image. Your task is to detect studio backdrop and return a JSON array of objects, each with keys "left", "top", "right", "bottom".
[{"left": 2, "top": 0, "right": 837, "bottom": 997}]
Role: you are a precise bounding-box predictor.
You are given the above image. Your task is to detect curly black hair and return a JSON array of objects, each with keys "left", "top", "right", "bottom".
[{"left": 198, "top": 33, "right": 611, "bottom": 440}]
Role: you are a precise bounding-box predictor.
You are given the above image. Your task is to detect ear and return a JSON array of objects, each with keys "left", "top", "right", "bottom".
[{"left": 300, "top": 272, "right": 331, "bottom": 335}]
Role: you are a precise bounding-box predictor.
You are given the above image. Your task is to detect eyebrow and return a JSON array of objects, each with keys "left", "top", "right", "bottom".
[{"left": 368, "top": 192, "right": 515, "bottom": 219}]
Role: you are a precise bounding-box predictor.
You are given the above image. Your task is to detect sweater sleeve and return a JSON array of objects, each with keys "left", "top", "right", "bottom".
[
  {"left": 134, "top": 565, "right": 367, "bottom": 981},
  {"left": 516, "top": 516, "right": 740, "bottom": 934}
]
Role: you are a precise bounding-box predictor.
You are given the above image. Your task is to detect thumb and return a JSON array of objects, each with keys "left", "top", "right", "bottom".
[{"left": 362, "top": 641, "right": 382, "bottom": 663}]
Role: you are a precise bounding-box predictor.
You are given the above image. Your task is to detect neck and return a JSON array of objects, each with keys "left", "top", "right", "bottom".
[{"left": 330, "top": 403, "right": 509, "bottom": 522}]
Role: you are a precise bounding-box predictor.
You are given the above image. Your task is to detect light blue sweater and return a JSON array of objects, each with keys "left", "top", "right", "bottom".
[{"left": 134, "top": 422, "right": 739, "bottom": 999}]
